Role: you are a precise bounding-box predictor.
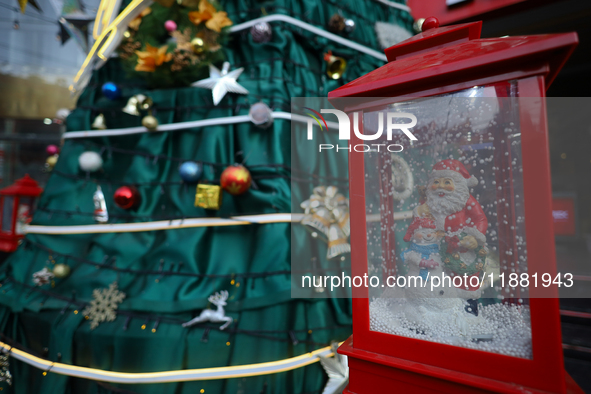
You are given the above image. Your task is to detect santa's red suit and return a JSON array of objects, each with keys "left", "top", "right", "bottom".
[{"left": 438, "top": 195, "right": 488, "bottom": 245}]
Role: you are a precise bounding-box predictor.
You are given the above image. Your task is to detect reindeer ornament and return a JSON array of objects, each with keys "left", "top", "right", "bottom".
[{"left": 182, "top": 291, "right": 233, "bottom": 330}]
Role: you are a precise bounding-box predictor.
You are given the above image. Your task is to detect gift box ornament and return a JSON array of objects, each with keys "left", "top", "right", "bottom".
[{"left": 195, "top": 184, "right": 222, "bottom": 210}]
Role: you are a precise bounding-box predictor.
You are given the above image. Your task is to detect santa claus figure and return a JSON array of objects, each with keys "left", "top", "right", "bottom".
[{"left": 414, "top": 159, "right": 489, "bottom": 293}]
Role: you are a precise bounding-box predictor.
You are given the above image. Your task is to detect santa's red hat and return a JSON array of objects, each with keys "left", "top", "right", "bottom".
[
  {"left": 403, "top": 217, "right": 436, "bottom": 242},
  {"left": 429, "top": 159, "right": 478, "bottom": 188}
]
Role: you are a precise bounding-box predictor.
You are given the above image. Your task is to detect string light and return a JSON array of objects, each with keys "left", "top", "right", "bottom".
[
  {"left": 23, "top": 239, "right": 348, "bottom": 280},
  {"left": 3, "top": 276, "right": 349, "bottom": 345}
]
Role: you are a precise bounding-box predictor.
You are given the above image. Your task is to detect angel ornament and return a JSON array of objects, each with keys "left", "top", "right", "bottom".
[{"left": 182, "top": 290, "right": 233, "bottom": 330}]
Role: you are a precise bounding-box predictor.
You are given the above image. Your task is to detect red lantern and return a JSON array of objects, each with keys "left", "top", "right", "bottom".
[
  {"left": 0, "top": 175, "right": 43, "bottom": 252},
  {"left": 328, "top": 18, "right": 580, "bottom": 394}
]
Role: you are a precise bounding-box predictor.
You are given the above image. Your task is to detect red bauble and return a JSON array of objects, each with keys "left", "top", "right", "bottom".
[
  {"left": 113, "top": 186, "right": 140, "bottom": 209},
  {"left": 220, "top": 165, "right": 252, "bottom": 196}
]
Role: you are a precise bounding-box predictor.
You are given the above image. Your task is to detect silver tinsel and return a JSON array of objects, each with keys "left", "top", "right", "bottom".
[{"left": 250, "top": 22, "right": 273, "bottom": 43}]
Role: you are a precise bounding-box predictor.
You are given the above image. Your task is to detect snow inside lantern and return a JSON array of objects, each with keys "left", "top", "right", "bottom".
[{"left": 364, "top": 84, "right": 532, "bottom": 358}]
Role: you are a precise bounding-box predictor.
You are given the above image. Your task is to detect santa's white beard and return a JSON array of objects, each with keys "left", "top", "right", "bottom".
[{"left": 426, "top": 182, "right": 469, "bottom": 230}]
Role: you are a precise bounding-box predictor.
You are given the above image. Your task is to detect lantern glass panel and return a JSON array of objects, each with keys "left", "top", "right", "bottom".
[
  {"left": 16, "top": 196, "right": 34, "bottom": 235},
  {"left": 2, "top": 196, "right": 14, "bottom": 233},
  {"left": 364, "top": 83, "right": 532, "bottom": 358}
]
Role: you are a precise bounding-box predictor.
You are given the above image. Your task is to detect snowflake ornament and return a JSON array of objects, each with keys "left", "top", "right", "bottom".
[
  {"left": 82, "top": 282, "right": 126, "bottom": 329},
  {"left": 32, "top": 267, "right": 55, "bottom": 286}
]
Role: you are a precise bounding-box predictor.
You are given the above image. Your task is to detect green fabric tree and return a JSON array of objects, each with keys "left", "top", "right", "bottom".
[{"left": 0, "top": 1, "right": 413, "bottom": 393}]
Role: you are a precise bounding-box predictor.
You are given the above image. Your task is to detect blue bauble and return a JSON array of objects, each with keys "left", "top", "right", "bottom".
[
  {"left": 179, "top": 161, "right": 203, "bottom": 183},
  {"left": 101, "top": 82, "right": 121, "bottom": 100}
]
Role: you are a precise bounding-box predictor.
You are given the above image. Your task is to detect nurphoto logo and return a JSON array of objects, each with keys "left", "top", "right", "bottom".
[{"left": 304, "top": 107, "right": 418, "bottom": 152}]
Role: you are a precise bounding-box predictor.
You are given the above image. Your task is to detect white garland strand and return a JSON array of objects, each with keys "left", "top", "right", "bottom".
[
  {"left": 0, "top": 342, "right": 335, "bottom": 383},
  {"left": 230, "top": 15, "right": 387, "bottom": 62},
  {"left": 25, "top": 212, "right": 412, "bottom": 235},
  {"left": 26, "top": 214, "right": 297, "bottom": 235},
  {"left": 63, "top": 112, "right": 339, "bottom": 139},
  {"left": 373, "top": 0, "right": 411, "bottom": 12}
]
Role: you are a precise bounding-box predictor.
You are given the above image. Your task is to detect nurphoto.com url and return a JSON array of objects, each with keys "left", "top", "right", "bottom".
[{"left": 301, "top": 272, "right": 574, "bottom": 292}]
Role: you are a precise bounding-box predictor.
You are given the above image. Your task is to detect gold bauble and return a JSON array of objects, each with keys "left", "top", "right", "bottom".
[
  {"left": 142, "top": 115, "right": 159, "bottom": 131},
  {"left": 53, "top": 263, "right": 71, "bottom": 278},
  {"left": 478, "top": 248, "right": 488, "bottom": 256},
  {"left": 444, "top": 258, "right": 450, "bottom": 264},
  {"left": 46, "top": 154, "right": 59, "bottom": 169},
  {"left": 453, "top": 253, "right": 460, "bottom": 260},
  {"left": 190, "top": 37, "right": 205, "bottom": 54}
]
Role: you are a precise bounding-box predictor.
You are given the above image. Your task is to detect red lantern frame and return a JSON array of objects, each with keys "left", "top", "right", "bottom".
[
  {"left": 328, "top": 19, "right": 580, "bottom": 394},
  {"left": 0, "top": 174, "right": 43, "bottom": 252}
]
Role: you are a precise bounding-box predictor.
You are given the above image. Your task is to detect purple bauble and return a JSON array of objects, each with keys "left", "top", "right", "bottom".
[
  {"left": 164, "top": 20, "right": 177, "bottom": 32},
  {"left": 46, "top": 145, "right": 59, "bottom": 155}
]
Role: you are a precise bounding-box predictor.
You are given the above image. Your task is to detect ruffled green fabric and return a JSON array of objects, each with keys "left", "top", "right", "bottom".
[{"left": 0, "top": 1, "right": 412, "bottom": 393}]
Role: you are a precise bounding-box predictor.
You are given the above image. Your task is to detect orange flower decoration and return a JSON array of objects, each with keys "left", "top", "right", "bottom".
[
  {"left": 188, "top": 0, "right": 232, "bottom": 33},
  {"left": 135, "top": 44, "right": 173, "bottom": 72},
  {"left": 128, "top": 7, "right": 151, "bottom": 30},
  {"left": 206, "top": 11, "right": 232, "bottom": 32}
]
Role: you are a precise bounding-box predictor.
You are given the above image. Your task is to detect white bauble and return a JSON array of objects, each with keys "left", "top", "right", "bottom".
[{"left": 79, "top": 151, "right": 103, "bottom": 172}]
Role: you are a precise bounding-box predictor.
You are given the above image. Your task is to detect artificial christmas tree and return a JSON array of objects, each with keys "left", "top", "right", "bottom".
[{"left": 0, "top": 0, "right": 413, "bottom": 393}]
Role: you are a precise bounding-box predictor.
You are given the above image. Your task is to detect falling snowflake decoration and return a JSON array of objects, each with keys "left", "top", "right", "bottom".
[{"left": 82, "top": 282, "right": 126, "bottom": 330}]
